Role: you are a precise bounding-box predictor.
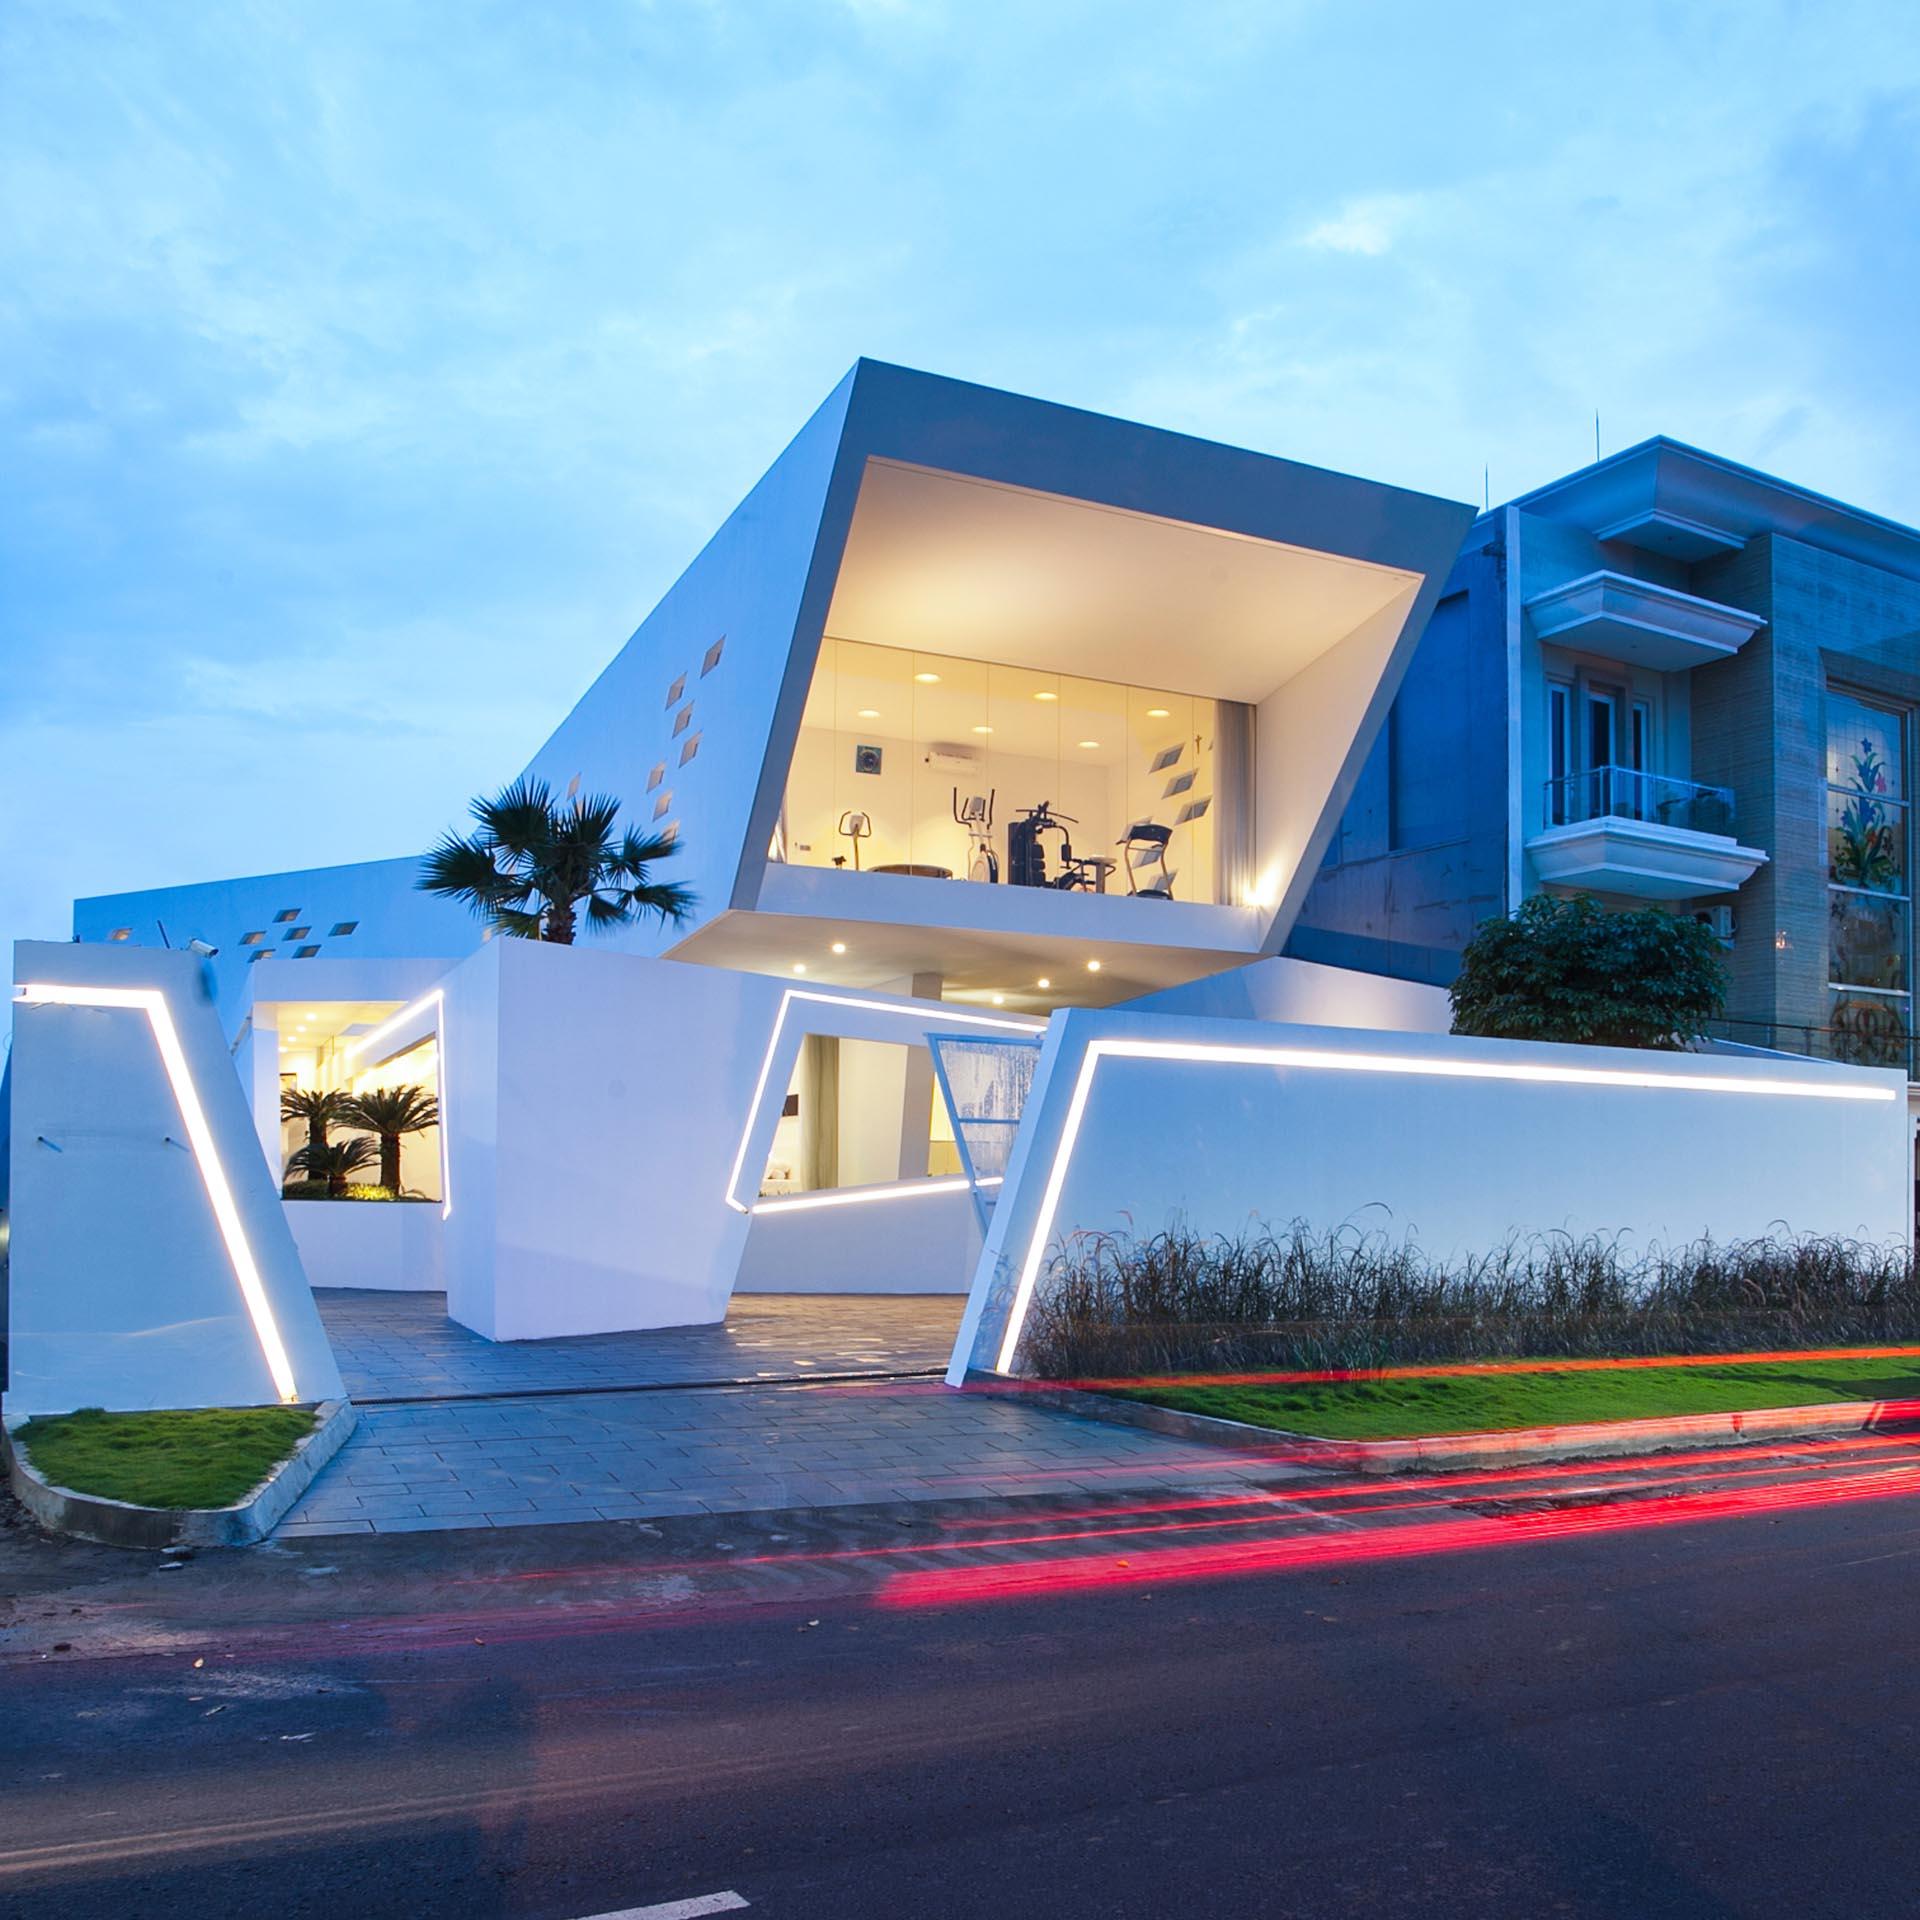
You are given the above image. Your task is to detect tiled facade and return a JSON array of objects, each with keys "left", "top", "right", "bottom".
[{"left": 1294, "top": 440, "right": 1920, "bottom": 1095}]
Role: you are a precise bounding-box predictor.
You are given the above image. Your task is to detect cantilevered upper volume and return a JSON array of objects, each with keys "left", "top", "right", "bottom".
[
  {"left": 517, "top": 360, "right": 1473, "bottom": 1012},
  {"left": 74, "top": 362, "right": 1470, "bottom": 1020}
]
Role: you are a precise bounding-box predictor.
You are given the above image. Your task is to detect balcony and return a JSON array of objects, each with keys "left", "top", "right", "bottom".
[
  {"left": 1525, "top": 570, "right": 1763, "bottom": 672},
  {"left": 1526, "top": 767, "right": 1768, "bottom": 901}
]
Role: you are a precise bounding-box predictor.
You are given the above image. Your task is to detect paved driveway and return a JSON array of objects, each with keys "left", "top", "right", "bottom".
[
  {"left": 280, "top": 1376, "right": 1301, "bottom": 1536},
  {"left": 317, "top": 1289, "right": 963, "bottom": 1401},
  {"left": 284, "top": 1291, "right": 1305, "bottom": 1538}
]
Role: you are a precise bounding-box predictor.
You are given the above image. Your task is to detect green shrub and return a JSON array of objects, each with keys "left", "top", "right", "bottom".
[{"left": 1450, "top": 893, "right": 1727, "bottom": 1049}]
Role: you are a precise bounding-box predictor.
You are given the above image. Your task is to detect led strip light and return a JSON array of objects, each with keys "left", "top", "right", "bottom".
[
  {"left": 344, "top": 989, "right": 451, "bottom": 1220},
  {"left": 724, "top": 987, "right": 1046, "bottom": 1215},
  {"left": 992, "top": 1034, "right": 1902, "bottom": 1375},
  {"left": 754, "top": 1174, "right": 1005, "bottom": 1215},
  {"left": 16, "top": 983, "right": 301, "bottom": 1404}
]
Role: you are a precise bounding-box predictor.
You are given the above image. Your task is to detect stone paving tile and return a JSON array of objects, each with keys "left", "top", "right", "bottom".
[
  {"left": 316, "top": 1289, "right": 963, "bottom": 1401},
  {"left": 281, "top": 1374, "right": 1306, "bottom": 1538}
]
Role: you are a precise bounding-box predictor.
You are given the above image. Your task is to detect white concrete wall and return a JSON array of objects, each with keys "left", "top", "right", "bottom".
[
  {"left": 284, "top": 1200, "right": 446, "bottom": 1293},
  {"left": 1121, "top": 953, "right": 1451, "bottom": 1032},
  {"left": 837, "top": 1039, "right": 914, "bottom": 1187},
  {"left": 7, "top": 941, "right": 345, "bottom": 1415},
  {"left": 734, "top": 1186, "right": 979, "bottom": 1294},
  {"left": 441, "top": 940, "right": 781, "bottom": 1340},
  {"left": 429, "top": 943, "right": 1032, "bottom": 1337},
  {"left": 952, "top": 1006, "right": 1914, "bottom": 1380}
]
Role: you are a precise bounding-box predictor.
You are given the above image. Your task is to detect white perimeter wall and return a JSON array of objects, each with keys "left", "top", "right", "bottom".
[
  {"left": 440, "top": 940, "right": 783, "bottom": 1340},
  {"left": 1121, "top": 953, "right": 1451, "bottom": 1032},
  {"left": 433, "top": 941, "right": 1027, "bottom": 1336},
  {"left": 285, "top": 1200, "right": 446, "bottom": 1294},
  {"left": 735, "top": 1185, "right": 979, "bottom": 1294},
  {"left": 951, "top": 1006, "right": 1914, "bottom": 1380},
  {"left": 7, "top": 941, "right": 346, "bottom": 1415}
]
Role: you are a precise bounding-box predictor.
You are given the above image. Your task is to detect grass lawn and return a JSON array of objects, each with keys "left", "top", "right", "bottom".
[
  {"left": 1109, "top": 1355, "right": 1920, "bottom": 1441},
  {"left": 15, "top": 1405, "right": 319, "bottom": 1509}
]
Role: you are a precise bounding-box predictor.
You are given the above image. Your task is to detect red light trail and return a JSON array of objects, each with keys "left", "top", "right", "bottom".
[{"left": 877, "top": 1458, "right": 1920, "bottom": 1609}]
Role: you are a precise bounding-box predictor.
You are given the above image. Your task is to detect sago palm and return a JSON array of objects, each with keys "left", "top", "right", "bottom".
[
  {"left": 418, "top": 776, "right": 692, "bottom": 944},
  {"left": 340, "top": 1084, "right": 440, "bottom": 1195},
  {"left": 280, "top": 1086, "right": 352, "bottom": 1158},
  {"left": 286, "top": 1135, "right": 379, "bottom": 1198}
]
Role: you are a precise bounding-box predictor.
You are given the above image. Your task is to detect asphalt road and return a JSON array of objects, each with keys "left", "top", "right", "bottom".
[{"left": 6, "top": 1435, "right": 1920, "bottom": 1919}]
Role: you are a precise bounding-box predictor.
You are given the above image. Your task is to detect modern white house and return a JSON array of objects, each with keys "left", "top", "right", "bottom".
[{"left": 6, "top": 364, "right": 1913, "bottom": 1414}]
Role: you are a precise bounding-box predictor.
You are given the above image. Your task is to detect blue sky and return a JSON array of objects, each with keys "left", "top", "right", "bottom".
[{"left": 5, "top": 0, "right": 1918, "bottom": 961}]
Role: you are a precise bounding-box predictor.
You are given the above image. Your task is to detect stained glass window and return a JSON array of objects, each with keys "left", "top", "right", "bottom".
[{"left": 1826, "top": 690, "right": 1911, "bottom": 1069}]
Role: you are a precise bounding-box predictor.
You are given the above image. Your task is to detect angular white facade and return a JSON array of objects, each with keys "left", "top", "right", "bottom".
[{"left": 16, "top": 362, "right": 1900, "bottom": 1404}]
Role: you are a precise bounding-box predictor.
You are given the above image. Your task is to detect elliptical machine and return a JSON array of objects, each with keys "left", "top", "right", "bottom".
[{"left": 953, "top": 789, "right": 998, "bottom": 883}]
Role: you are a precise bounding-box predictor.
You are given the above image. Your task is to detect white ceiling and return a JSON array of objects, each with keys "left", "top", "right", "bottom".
[
  {"left": 822, "top": 458, "right": 1420, "bottom": 705},
  {"left": 261, "top": 1000, "right": 403, "bottom": 1050}
]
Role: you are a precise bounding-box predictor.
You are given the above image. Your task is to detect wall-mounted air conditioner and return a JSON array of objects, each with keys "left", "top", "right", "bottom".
[{"left": 923, "top": 742, "right": 986, "bottom": 774}]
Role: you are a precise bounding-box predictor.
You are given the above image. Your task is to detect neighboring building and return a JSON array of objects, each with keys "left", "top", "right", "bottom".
[{"left": 1295, "top": 439, "right": 1920, "bottom": 1112}]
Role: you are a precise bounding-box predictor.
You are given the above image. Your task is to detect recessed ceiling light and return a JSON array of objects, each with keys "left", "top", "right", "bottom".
[
  {"left": 1037, "top": 977, "right": 1051, "bottom": 989},
  {"left": 1086, "top": 960, "right": 1102, "bottom": 972},
  {"left": 914, "top": 671, "right": 941, "bottom": 684},
  {"left": 1078, "top": 740, "right": 1100, "bottom": 750},
  {"left": 857, "top": 707, "right": 881, "bottom": 719},
  {"left": 991, "top": 994, "right": 1006, "bottom": 1006},
  {"left": 830, "top": 942, "right": 847, "bottom": 955},
  {"left": 971, "top": 725, "right": 993, "bottom": 734},
  {"left": 1147, "top": 707, "right": 1170, "bottom": 718},
  {"left": 1033, "top": 691, "right": 1058, "bottom": 702},
  {"left": 792, "top": 963, "right": 808, "bottom": 974}
]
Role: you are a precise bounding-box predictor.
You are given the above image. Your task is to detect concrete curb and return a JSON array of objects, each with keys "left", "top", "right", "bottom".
[
  {"left": 972, "top": 1376, "right": 1920, "bottom": 1475},
  {"left": 2, "top": 1399, "right": 358, "bottom": 1550}
]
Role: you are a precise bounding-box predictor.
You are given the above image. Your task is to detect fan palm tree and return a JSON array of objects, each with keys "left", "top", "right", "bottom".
[
  {"left": 340, "top": 1084, "right": 440, "bottom": 1195},
  {"left": 280, "top": 1086, "right": 352, "bottom": 1159},
  {"left": 286, "top": 1136, "right": 379, "bottom": 1198},
  {"left": 418, "top": 776, "right": 692, "bottom": 944}
]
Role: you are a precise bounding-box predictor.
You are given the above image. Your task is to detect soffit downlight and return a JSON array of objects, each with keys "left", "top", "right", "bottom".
[{"left": 822, "top": 458, "right": 1420, "bottom": 704}]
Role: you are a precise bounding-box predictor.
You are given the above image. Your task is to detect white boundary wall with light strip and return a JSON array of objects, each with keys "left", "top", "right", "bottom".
[
  {"left": 428, "top": 940, "right": 1035, "bottom": 1337},
  {"left": 949, "top": 1007, "right": 1915, "bottom": 1382},
  {"left": 7, "top": 941, "right": 347, "bottom": 1416}
]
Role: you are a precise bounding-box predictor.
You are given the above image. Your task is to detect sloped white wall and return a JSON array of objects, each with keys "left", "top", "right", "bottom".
[
  {"left": 6, "top": 941, "right": 345, "bottom": 1415},
  {"left": 952, "top": 1007, "right": 1914, "bottom": 1381}
]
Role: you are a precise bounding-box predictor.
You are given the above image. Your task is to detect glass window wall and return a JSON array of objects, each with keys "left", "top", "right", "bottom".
[{"left": 779, "top": 640, "right": 1240, "bottom": 905}]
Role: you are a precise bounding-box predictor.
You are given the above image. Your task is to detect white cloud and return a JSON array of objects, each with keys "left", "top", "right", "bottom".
[{"left": 1297, "top": 193, "right": 1423, "bottom": 257}]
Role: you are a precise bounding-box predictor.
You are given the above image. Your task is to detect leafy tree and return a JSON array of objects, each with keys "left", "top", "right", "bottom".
[
  {"left": 286, "top": 1136, "right": 379, "bottom": 1198},
  {"left": 340, "top": 1084, "right": 440, "bottom": 1195},
  {"left": 280, "top": 1086, "right": 352, "bottom": 1159},
  {"left": 418, "top": 776, "right": 692, "bottom": 944},
  {"left": 1449, "top": 894, "right": 1728, "bottom": 1051}
]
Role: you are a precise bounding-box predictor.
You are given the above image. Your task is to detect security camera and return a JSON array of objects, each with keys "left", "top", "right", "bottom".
[{"left": 187, "top": 938, "right": 219, "bottom": 958}]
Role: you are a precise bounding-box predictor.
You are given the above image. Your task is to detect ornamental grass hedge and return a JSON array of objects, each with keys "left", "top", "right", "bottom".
[{"left": 1017, "top": 1221, "right": 1920, "bottom": 1380}]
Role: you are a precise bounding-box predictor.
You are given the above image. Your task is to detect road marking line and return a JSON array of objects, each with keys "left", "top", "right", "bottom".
[
  {"left": 587, "top": 1894, "right": 750, "bottom": 1920},
  {"left": 1832, "top": 1543, "right": 1920, "bottom": 1569}
]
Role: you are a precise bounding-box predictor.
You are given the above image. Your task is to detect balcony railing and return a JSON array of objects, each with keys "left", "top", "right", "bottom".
[
  {"left": 1702, "top": 1014, "right": 1918, "bottom": 1083},
  {"left": 1545, "top": 766, "right": 1736, "bottom": 837}
]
